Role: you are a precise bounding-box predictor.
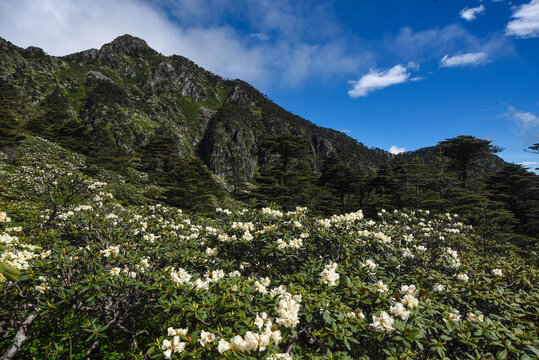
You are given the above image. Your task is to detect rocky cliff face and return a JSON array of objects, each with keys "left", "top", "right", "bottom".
[{"left": 0, "top": 34, "right": 389, "bottom": 180}]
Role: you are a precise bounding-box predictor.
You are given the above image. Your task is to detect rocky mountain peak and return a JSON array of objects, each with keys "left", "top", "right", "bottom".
[{"left": 99, "top": 34, "right": 159, "bottom": 57}]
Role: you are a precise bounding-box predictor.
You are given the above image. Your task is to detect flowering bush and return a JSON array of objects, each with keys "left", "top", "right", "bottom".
[{"left": 0, "top": 138, "right": 538, "bottom": 359}]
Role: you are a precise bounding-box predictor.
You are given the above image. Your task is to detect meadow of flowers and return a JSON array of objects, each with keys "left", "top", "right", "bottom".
[{"left": 0, "top": 137, "right": 538, "bottom": 359}]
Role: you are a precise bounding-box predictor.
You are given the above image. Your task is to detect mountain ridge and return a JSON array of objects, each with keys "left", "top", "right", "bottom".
[
  {"left": 0, "top": 34, "right": 509, "bottom": 182},
  {"left": 0, "top": 34, "right": 394, "bottom": 180}
]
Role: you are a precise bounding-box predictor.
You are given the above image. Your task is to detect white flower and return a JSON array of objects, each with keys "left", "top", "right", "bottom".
[
  {"left": 321, "top": 262, "right": 339, "bottom": 286},
  {"left": 432, "top": 283, "right": 445, "bottom": 292},
  {"left": 255, "top": 312, "right": 269, "bottom": 329},
  {"left": 402, "top": 294, "right": 419, "bottom": 309},
  {"left": 447, "top": 309, "right": 461, "bottom": 322},
  {"left": 390, "top": 302, "right": 410, "bottom": 320},
  {"left": 275, "top": 294, "right": 301, "bottom": 328},
  {"left": 170, "top": 268, "right": 192, "bottom": 284},
  {"left": 109, "top": 267, "right": 121, "bottom": 276},
  {"left": 467, "top": 312, "right": 484, "bottom": 323},
  {"left": 400, "top": 284, "right": 417, "bottom": 296},
  {"left": 456, "top": 273, "right": 469, "bottom": 282},
  {"left": 491, "top": 268, "right": 503, "bottom": 276},
  {"left": 217, "top": 339, "right": 230, "bottom": 354},
  {"left": 199, "top": 330, "right": 215, "bottom": 346},
  {"left": 162, "top": 336, "right": 185, "bottom": 357},
  {"left": 375, "top": 280, "right": 389, "bottom": 293},
  {"left": 167, "top": 327, "right": 188, "bottom": 337},
  {"left": 267, "top": 354, "right": 293, "bottom": 360},
  {"left": 362, "top": 259, "right": 378, "bottom": 271},
  {"left": 371, "top": 311, "right": 395, "bottom": 332},
  {"left": 205, "top": 247, "right": 218, "bottom": 257}
]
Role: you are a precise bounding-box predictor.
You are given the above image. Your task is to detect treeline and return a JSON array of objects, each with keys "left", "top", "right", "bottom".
[{"left": 244, "top": 134, "right": 538, "bottom": 249}]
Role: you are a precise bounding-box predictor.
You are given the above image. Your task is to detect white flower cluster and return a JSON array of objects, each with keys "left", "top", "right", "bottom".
[
  {"left": 267, "top": 353, "right": 292, "bottom": 360},
  {"left": 445, "top": 247, "right": 461, "bottom": 268},
  {"left": 170, "top": 267, "right": 230, "bottom": 291},
  {"left": 216, "top": 207, "right": 232, "bottom": 215},
  {"left": 162, "top": 327, "right": 188, "bottom": 359},
  {"left": 390, "top": 302, "right": 409, "bottom": 320},
  {"left": 467, "top": 312, "right": 484, "bottom": 323},
  {"left": 373, "top": 231, "right": 391, "bottom": 243},
  {"left": 320, "top": 262, "right": 339, "bottom": 286},
  {"left": 1, "top": 245, "right": 43, "bottom": 270},
  {"left": 261, "top": 208, "right": 284, "bottom": 217},
  {"left": 491, "top": 268, "right": 503, "bottom": 276},
  {"left": 447, "top": 308, "right": 461, "bottom": 322},
  {"left": 361, "top": 259, "right": 378, "bottom": 272},
  {"left": 217, "top": 326, "right": 283, "bottom": 354},
  {"left": 254, "top": 277, "right": 271, "bottom": 294},
  {"left": 348, "top": 308, "right": 365, "bottom": 319},
  {"left": 0, "top": 211, "right": 11, "bottom": 223},
  {"left": 456, "top": 273, "right": 469, "bottom": 282},
  {"left": 57, "top": 211, "right": 74, "bottom": 220},
  {"left": 100, "top": 245, "right": 120, "bottom": 257},
  {"left": 318, "top": 210, "right": 364, "bottom": 227},
  {"left": 276, "top": 238, "right": 303, "bottom": 250},
  {"left": 88, "top": 181, "right": 107, "bottom": 190},
  {"left": 232, "top": 221, "right": 255, "bottom": 232},
  {"left": 0, "top": 233, "right": 18, "bottom": 246},
  {"left": 375, "top": 280, "right": 389, "bottom": 293},
  {"left": 371, "top": 311, "right": 395, "bottom": 332},
  {"left": 275, "top": 292, "right": 302, "bottom": 328},
  {"left": 402, "top": 247, "right": 414, "bottom": 258},
  {"left": 35, "top": 276, "right": 49, "bottom": 294},
  {"left": 432, "top": 283, "right": 445, "bottom": 292}
]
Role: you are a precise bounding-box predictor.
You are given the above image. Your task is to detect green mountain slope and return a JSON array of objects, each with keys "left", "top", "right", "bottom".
[{"left": 0, "top": 34, "right": 389, "bottom": 182}]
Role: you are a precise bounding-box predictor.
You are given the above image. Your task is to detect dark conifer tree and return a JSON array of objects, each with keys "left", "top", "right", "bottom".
[
  {"left": 439, "top": 135, "right": 502, "bottom": 189},
  {"left": 253, "top": 134, "right": 318, "bottom": 209}
]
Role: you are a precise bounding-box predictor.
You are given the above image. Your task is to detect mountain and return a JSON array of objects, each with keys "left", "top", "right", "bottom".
[{"left": 0, "top": 34, "right": 390, "bottom": 182}]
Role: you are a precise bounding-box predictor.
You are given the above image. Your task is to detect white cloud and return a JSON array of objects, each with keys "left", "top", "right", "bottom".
[
  {"left": 384, "top": 24, "right": 514, "bottom": 64},
  {"left": 439, "top": 52, "right": 489, "bottom": 67},
  {"left": 348, "top": 64, "right": 412, "bottom": 98},
  {"left": 389, "top": 146, "right": 406, "bottom": 155},
  {"left": 520, "top": 161, "right": 539, "bottom": 167},
  {"left": 508, "top": 106, "right": 539, "bottom": 128},
  {"left": 506, "top": 106, "right": 539, "bottom": 144},
  {"left": 506, "top": 0, "right": 539, "bottom": 38},
  {"left": 0, "top": 0, "right": 369, "bottom": 88},
  {"left": 460, "top": 5, "right": 486, "bottom": 21}
]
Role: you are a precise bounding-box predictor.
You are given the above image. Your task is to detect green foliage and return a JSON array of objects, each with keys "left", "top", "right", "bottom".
[
  {"left": 253, "top": 135, "right": 318, "bottom": 210},
  {"left": 0, "top": 171, "right": 537, "bottom": 359}
]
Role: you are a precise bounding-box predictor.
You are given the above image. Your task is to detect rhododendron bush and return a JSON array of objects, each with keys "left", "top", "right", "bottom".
[{"left": 0, "top": 139, "right": 538, "bottom": 359}]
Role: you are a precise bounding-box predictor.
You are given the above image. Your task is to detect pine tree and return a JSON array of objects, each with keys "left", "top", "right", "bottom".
[
  {"left": 253, "top": 134, "right": 318, "bottom": 209},
  {"left": 439, "top": 135, "right": 502, "bottom": 189},
  {"left": 486, "top": 164, "right": 539, "bottom": 237},
  {"left": 393, "top": 156, "right": 440, "bottom": 210},
  {"left": 164, "top": 157, "right": 225, "bottom": 212},
  {"left": 318, "top": 152, "right": 355, "bottom": 213}
]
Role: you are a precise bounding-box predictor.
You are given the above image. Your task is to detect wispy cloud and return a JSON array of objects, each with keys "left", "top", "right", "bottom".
[
  {"left": 508, "top": 106, "right": 539, "bottom": 128},
  {"left": 506, "top": 0, "right": 539, "bottom": 38},
  {"left": 520, "top": 161, "right": 539, "bottom": 168},
  {"left": 383, "top": 24, "right": 514, "bottom": 64},
  {"left": 348, "top": 65, "right": 413, "bottom": 98},
  {"left": 389, "top": 146, "right": 406, "bottom": 155},
  {"left": 460, "top": 5, "right": 486, "bottom": 22},
  {"left": 439, "top": 51, "right": 489, "bottom": 67},
  {"left": 506, "top": 105, "right": 539, "bottom": 144}
]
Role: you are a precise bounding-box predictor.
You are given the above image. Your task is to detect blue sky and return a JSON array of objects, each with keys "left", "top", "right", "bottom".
[{"left": 0, "top": 0, "right": 538, "bottom": 169}]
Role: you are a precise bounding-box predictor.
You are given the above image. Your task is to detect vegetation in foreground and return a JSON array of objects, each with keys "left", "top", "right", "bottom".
[{"left": 0, "top": 137, "right": 538, "bottom": 360}]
